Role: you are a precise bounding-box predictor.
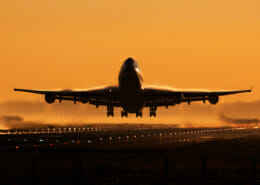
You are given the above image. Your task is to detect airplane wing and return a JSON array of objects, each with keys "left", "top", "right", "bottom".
[
  {"left": 143, "top": 86, "right": 252, "bottom": 107},
  {"left": 14, "top": 86, "right": 121, "bottom": 107}
]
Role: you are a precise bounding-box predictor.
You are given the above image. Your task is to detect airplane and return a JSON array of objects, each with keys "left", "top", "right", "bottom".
[{"left": 14, "top": 57, "right": 252, "bottom": 118}]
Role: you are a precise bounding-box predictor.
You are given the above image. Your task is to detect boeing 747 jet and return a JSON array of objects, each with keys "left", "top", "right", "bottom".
[{"left": 15, "top": 58, "right": 251, "bottom": 117}]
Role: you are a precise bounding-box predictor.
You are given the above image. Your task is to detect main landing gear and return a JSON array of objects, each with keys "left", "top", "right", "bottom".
[
  {"left": 121, "top": 111, "right": 128, "bottom": 118},
  {"left": 136, "top": 112, "right": 142, "bottom": 118},
  {"left": 150, "top": 106, "right": 157, "bottom": 117},
  {"left": 107, "top": 105, "right": 114, "bottom": 117}
]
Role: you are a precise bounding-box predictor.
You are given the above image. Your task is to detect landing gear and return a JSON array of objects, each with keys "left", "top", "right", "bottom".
[
  {"left": 107, "top": 105, "right": 114, "bottom": 117},
  {"left": 121, "top": 111, "right": 128, "bottom": 118},
  {"left": 136, "top": 112, "right": 142, "bottom": 118},
  {"left": 150, "top": 106, "right": 157, "bottom": 117}
]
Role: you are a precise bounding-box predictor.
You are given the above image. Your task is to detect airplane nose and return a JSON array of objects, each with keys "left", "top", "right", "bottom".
[
  {"left": 124, "top": 58, "right": 135, "bottom": 72},
  {"left": 125, "top": 57, "right": 134, "bottom": 63}
]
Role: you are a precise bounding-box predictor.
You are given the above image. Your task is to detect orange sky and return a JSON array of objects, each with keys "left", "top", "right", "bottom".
[{"left": 0, "top": 0, "right": 259, "bottom": 103}]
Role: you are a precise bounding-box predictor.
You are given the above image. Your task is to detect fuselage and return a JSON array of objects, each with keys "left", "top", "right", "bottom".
[{"left": 118, "top": 58, "right": 144, "bottom": 113}]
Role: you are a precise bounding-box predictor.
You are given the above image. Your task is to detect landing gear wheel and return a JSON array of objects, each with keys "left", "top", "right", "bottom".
[
  {"left": 121, "top": 111, "right": 128, "bottom": 118},
  {"left": 149, "top": 106, "right": 157, "bottom": 117},
  {"left": 136, "top": 112, "right": 142, "bottom": 118},
  {"left": 107, "top": 105, "right": 114, "bottom": 117}
]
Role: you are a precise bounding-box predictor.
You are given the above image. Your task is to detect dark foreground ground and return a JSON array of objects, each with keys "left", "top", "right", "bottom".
[{"left": 0, "top": 126, "right": 260, "bottom": 185}]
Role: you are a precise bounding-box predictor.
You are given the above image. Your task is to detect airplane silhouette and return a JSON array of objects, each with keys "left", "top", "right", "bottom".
[{"left": 15, "top": 58, "right": 251, "bottom": 117}]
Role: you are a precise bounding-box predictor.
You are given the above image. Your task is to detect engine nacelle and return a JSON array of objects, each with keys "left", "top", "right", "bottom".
[
  {"left": 174, "top": 95, "right": 183, "bottom": 104},
  {"left": 45, "top": 94, "right": 56, "bottom": 104},
  {"left": 208, "top": 95, "right": 219, "bottom": 105},
  {"left": 80, "top": 97, "right": 88, "bottom": 104}
]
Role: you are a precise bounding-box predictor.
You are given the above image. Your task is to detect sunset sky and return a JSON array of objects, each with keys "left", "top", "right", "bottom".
[{"left": 0, "top": 0, "right": 259, "bottom": 104}]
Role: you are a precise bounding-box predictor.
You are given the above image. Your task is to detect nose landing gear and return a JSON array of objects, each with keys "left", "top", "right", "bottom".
[
  {"left": 150, "top": 106, "right": 157, "bottom": 117},
  {"left": 136, "top": 112, "right": 142, "bottom": 118}
]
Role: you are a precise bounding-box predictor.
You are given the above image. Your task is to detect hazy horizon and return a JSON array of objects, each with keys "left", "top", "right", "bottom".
[{"left": 1, "top": 99, "right": 259, "bottom": 129}]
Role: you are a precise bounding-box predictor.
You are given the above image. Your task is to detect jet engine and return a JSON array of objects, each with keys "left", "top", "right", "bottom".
[
  {"left": 208, "top": 95, "right": 219, "bottom": 105},
  {"left": 174, "top": 95, "right": 183, "bottom": 104},
  {"left": 80, "top": 97, "right": 88, "bottom": 104},
  {"left": 45, "top": 94, "right": 56, "bottom": 104}
]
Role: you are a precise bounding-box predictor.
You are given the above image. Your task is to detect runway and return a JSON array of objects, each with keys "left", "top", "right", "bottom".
[
  {"left": 1, "top": 125, "right": 260, "bottom": 185},
  {"left": 0, "top": 125, "right": 257, "bottom": 151}
]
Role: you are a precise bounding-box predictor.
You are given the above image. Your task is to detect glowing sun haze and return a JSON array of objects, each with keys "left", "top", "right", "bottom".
[{"left": 1, "top": 0, "right": 259, "bottom": 104}]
